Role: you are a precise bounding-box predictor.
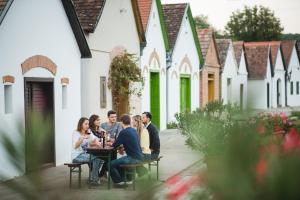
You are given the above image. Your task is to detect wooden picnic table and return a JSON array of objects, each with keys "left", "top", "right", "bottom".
[{"left": 86, "top": 146, "right": 116, "bottom": 189}]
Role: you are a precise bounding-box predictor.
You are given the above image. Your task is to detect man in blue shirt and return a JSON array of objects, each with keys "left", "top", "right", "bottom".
[{"left": 110, "top": 114, "right": 143, "bottom": 185}]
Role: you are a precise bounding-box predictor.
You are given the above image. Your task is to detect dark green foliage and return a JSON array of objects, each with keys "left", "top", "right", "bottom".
[
  {"left": 193, "top": 15, "right": 211, "bottom": 29},
  {"left": 225, "top": 5, "right": 283, "bottom": 41}
]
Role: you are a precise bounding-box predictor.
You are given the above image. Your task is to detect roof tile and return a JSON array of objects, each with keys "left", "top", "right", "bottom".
[
  {"left": 137, "top": 0, "right": 152, "bottom": 31},
  {"left": 216, "top": 39, "right": 231, "bottom": 70},
  {"left": 232, "top": 41, "right": 244, "bottom": 68},
  {"left": 162, "top": 3, "right": 186, "bottom": 49},
  {"left": 244, "top": 42, "right": 270, "bottom": 79},
  {"left": 281, "top": 40, "right": 296, "bottom": 69},
  {"left": 72, "top": 0, "right": 105, "bottom": 33}
]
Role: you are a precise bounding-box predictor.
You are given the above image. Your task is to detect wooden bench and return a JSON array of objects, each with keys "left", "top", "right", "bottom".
[
  {"left": 119, "top": 156, "right": 163, "bottom": 190},
  {"left": 64, "top": 162, "right": 88, "bottom": 188},
  {"left": 120, "top": 163, "right": 143, "bottom": 190},
  {"left": 147, "top": 156, "right": 163, "bottom": 180}
]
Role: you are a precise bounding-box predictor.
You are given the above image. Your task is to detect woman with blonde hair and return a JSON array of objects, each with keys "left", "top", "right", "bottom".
[{"left": 132, "top": 115, "right": 151, "bottom": 156}]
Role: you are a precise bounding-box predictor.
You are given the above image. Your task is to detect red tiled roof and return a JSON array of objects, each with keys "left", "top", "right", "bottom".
[
  {"left": 162, "top": 3, "right": 187, "bottom": 49},
  {"left": 216, "top": 39, "right": 231, "bottom": 70},
  {"left": 72, "top": 0, "right": 105, "bottom": 33},
  {"left": 197, "top": 28, "right": 213, "bottom": 58},
  {"left": 269, "top": 41, "right": 280, "bottom": 71},
  {"left": 232, "top": 41, "right": 243, "bottom": 68},
  {"left": 137, "top": 0, "right": 152, "bottom": 31},
  {"left": 244, "top": 42, "right": 270, "bottom": 79},
  {"left": 281, "top": 40, "right": 296, "bottom": 69}
]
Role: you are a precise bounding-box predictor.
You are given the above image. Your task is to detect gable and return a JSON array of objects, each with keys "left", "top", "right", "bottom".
[
  {"left": 140, "top": 0, "right": 170, "bottom": 51},
  {"left": 74, "top": 0, "right": 146, "bottom": 45},
  {"left": 137, "top": 0, "right": 152, "bottom": 32},
  {"left": 162, "top": 3, "right": 186, "bottom": 50},
  {"left": 244, "top": 43, "right": 270, "bottom": 80},
  {"left": 72, "top": 0, "right": 105, "bottom": 33},
  {"left": 274, "top": 47, "right": 284, "bottom": 71},
  {"left": 281, "top": 40, "right": 296, "bottom": 69},
  {"left": 0, "top": 0, "right": 91, "bottom": 58},
  {"left": 162, "top": 3, "right": 203, "bottom": 66},
  {"left": 238, "top": 49, "right": 248, "bottom": 75},
  {"left": 216, "top": 39, "right": 230, "bottom": 70},
  {"left": 204, "top": 36, "right": 220, "bottom": 67}
]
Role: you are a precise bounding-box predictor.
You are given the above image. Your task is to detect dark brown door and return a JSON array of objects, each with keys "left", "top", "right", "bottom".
[{"left": 24, "top": 78, "right": 55, "bottom": 172}]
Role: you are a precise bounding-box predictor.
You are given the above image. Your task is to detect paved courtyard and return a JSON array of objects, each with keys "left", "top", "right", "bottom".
[{"left": 0, "top": 129, "right": 201, "bottom": 200}]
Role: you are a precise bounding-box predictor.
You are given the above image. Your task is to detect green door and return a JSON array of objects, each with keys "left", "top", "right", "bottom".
[
  {"left": 180, "top": 76, "right": 191, "bottom": 113},
  {"left": 150, "top": 72, "right": 160, "bottom": 129}
]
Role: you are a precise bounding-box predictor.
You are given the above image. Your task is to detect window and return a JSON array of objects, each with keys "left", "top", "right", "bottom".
[
  {"left": 100, "top": 77, "right": 107, "bottom": 108},
  {"left": 62, "top": 85, "right": 67, "bottom": 109},
  {"left": 4, "top": 85, "right": 13, "bottom": 114},
  {"left": 291, "top": 82, "right": 294, "bottom": 95},
  {"left": 297, "top": 82, "right": 299, "bottom": 95}
]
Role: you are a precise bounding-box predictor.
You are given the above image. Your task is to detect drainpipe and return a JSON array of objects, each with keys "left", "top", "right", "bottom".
[
  {"left": 285, "top": 70, "right": 288, "bottom": 107},
  {"left": 166, "top": 51, "right": 172, "bottom": 123}
]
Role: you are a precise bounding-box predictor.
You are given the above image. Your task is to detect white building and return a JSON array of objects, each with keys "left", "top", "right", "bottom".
[
  {"left": 74, "top": 0, "right": 146, "bottom": 120},
  {"left": 0, "top": 0, "right": 91, "bottom": 180},
  {"left": 245, "top": 42, "right": 273, "bottom": 109},
  {"left": 162, "top": 3, "right": 203, "bottom": 122},
  {"left": 216, "top": 39, "right": 240, "bottom": 106},
  {"left": 270, "top": 42, "right": 286, "bottom": 108},
  {"left": 138, "top": 0, "right": 169, "bottom": 130},
  {"left": 233, "top": 41, "right": 248, "bottom": 109},
  {"left": 282, "top": 40, "right": 300, "bottom": 107}
]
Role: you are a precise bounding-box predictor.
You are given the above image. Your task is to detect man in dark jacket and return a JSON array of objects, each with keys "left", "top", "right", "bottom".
[
  {"left": 110, "top": 114, "right": 143, "bottom": 186},
  {"left": 142, "top": 112, "right": 160, "bottom": 159}
]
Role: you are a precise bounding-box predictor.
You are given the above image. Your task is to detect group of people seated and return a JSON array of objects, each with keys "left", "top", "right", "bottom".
[{"left": 71, "top": 110, "right": 160, "bottom": 186}]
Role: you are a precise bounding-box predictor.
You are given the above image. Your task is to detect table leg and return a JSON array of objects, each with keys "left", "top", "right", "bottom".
[
  {"left": 88, "top": 154, "right": 91, "bottom": 188},
  {"left": 108, "top": 153, "right": 111, "bottom": 189}
]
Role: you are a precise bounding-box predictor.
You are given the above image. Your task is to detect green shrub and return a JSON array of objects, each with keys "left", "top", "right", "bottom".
[{"left": 166, "top": 121, "right": 178, "bottom": 129}]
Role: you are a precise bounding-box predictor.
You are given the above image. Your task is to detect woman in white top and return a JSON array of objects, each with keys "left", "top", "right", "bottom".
[{"left": 72, "top": 117, "right": 104, "bottom": 185}]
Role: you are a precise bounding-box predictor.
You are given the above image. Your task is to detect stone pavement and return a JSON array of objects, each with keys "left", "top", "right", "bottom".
[{"left": 0, "top": 129, "right": 201, "bottom": 200}]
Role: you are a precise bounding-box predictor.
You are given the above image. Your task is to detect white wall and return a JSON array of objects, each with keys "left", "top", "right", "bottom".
[
  {"left": 0, "top": 0, "right": 82, "bottom": 180},
  {"left": 237, "top": 49, "right": 248, "bottom": 109},
  {"left": 140, "top": 0, "right": 167, "bottom": 130},
  {"left": 81, "top": 0, "right": 141, "bottom": 121},
  {"left": 221, "top": 42, "right": 239, "bottom": 105},
  {"left": 247, "top": 59, "right": 272, "bottom": 109},
  {"left": 286, "top": 47, "right": 300, "bottom": 106},
  {"left": 271, "top": 49, "right": 286, "bottom": 108},
  {"left": 167, "top": 9, "right": 200, "bottom": 122}
]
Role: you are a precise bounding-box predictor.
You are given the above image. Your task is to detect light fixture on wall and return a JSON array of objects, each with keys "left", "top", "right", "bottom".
[
  {"left": 120, "top": 8, "right": 127, "bottom": 13},
  {"left": 287, "top": 70, "right": 292, "bottom": 82}
]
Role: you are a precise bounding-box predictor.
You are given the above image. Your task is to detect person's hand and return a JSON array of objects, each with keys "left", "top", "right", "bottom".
[
  {"left": 79, "top": 135, "right": 88, "bottom": 141},
  {"left": 106, "top": 141, "right": 113, "bottom": 146},
  {"left": 118, "top": 146, "right": 125, "bottom": 155}
]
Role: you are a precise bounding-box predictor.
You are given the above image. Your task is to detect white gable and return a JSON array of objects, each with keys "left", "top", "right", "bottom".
[
  {"left": 238, "top": 49, "right": 248, "bottom": 75},
  {"left": 274, "top": 48, "right": 285, "bottom": 71}
]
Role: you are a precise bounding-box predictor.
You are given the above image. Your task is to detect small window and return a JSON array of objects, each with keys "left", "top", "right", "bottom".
[
  {"left": 291, "top": 82, "right": 294, "bottom": 95},
  {"left": 62, "top": 85, "right": 67, "bottom": 109},
  {"left": 4, "top": 85, "right": 13, "bottom": 114},
  {"left": 100, "top": 77, "right": 107, "bottom": 108},
  {"left": 297, "top": 82, "right": 299, "bottom": 95}
]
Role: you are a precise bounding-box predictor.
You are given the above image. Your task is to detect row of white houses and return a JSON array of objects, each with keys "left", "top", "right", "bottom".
[{"left": 0, "top": 0, "right": 300, "bottom": 180}]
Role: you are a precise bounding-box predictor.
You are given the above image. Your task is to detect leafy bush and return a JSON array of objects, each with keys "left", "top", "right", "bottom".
[
  {"left": 166, "top": 121, "right": 178, "bottom": 129},
  {"left": 175, "top": 101, "right": 240, "bottom": 157}
]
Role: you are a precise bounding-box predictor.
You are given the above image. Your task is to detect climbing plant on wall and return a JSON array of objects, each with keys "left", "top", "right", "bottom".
[{"left": 108, "top": 52, "right": 144, "bottom": 116}]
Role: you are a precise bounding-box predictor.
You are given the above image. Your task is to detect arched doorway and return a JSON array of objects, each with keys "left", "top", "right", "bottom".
[
  {"left": 22, "top": 55, "right": 56, "bottom": 172},
  {"left": 277, "top": 79, "right": 282, "bottom": 107},
  {"left": 267, "top": 83, "right": 270, "bottom": 108}
]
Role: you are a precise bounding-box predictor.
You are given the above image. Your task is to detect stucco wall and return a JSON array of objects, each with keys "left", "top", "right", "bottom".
[
  {"left": 286, "top": 47, "right": 300, "bottom": 106},
  {"left": 0, "top": 0, "right": 82, "bottom": 179},
  {"left": 140, "top": 0, "right": 167, "bottom": 130},
  {"left": 81, "top": 0, "right": 141, "bottom": 121}
]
